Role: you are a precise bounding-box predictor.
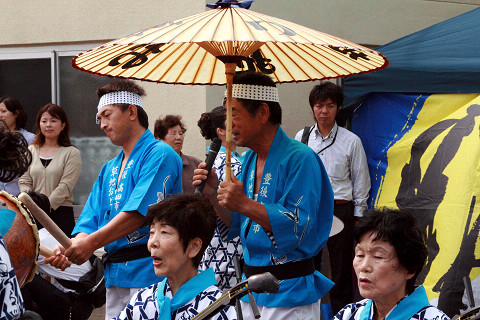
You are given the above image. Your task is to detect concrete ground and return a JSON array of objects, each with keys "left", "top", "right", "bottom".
[{"left": 89, "top": 305, "right": 105, "bottom": 320}]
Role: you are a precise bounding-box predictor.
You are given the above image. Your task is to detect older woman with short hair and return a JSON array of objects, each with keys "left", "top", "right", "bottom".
[
  {"left": 154, "top": 115, "right": 201, "bottom": 194},
  {"left": 333, "top": 208, "right": 449, "bottom": 320}
]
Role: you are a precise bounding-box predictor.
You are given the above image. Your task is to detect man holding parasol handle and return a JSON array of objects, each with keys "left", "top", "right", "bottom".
[{"left": 194, "top": 71, "right": 334, "bottom": 319}]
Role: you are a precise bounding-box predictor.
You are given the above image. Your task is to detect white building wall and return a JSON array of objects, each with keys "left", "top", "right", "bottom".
[{"left": 1, "top": 1, "right": 207, "bottom": 158}]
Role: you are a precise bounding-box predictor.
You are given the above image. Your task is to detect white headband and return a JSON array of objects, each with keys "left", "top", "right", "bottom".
[
  {"left": 97, "top": 91, "right": 143, "bottom": 111},
  {"left": 228, "top": 84, "right": 279, "bottom": 102}
]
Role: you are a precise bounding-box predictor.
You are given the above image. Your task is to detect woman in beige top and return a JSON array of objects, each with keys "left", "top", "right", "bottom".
[{"left": 19, "top": 103, "right": 82, "bottom": 236}]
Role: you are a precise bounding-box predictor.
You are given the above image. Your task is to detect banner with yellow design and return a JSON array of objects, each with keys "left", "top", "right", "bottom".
[{"left": 351, "top": 92, "right": 480, "bottom": 317}]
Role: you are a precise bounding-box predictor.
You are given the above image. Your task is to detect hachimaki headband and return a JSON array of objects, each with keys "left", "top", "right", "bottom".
[
  {"left": 227, "top": 84, "right": 279, "bottom": 102},
  {"left": 96, "top": 91, "right": 143, "bottom": 123}
]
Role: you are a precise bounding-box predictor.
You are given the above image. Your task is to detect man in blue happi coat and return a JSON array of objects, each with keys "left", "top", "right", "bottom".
[
  {"left": 194, "top": 71, "right": 334, "bottom": 319},
  {"left": 46, "top": 80, "right": 183, "bottom": 319}
]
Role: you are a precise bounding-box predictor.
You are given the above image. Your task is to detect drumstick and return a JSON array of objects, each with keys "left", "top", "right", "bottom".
[
  {"left": 39, "top": 244, "right": 55, "bottom": 257},
  {"left": 39, "top": 244, "right": 72, "bottom": 267},
  {"left": 18, "top": 192, "right": 72, "bottom": 249}
]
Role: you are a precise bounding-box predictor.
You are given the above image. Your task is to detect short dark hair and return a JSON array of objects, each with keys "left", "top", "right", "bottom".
[
  {"left": 197, "top": 106, "right": 225, "bottom": 140},
  {"left": 153, "top": 115, "right": 186, "bottom": 140},
  {"left": 146, "top": 194, "right": 216, "bottom": 268},
  {"left": 96, "top": 80, "right": 149, "bottom": 129},
  {"left": 308, "top": 82, "right": 343, "bottom": 110},
  {"left": 0, "top": 96, "right": 28, "bottom": 130},
  {"left": 233, "top": 71, "right": 281, "bottom": 125},
  {"left": 0, "top": 122, "right": 32, "bottom": 182},
  {"left": 33, "top": 103, "right": 73, "bottom": 148},
  {"left": 355, "top": 208, "right": 427, "bottom": 293}
]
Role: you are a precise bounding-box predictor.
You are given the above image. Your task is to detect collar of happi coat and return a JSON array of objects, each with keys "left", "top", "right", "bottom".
[
  {"left": 245, "top": 126, "right": 286, "bottom": 202},
  {"left": 359, "top": 286, "right": 430, "bottom": 320},
  {"left": 112, "top": 129, "right": 153, "bottom": 171},
  {"left": 156, "top": 268, "right": 217, "bottom": 320}
]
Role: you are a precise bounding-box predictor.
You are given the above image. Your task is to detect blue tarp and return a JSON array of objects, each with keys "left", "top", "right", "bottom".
[
  {"left": 349, "top": 91, "right": 480, "bottom": 317},
  {"left": 343, "top": 7, "right": 480, "bottom": 109}
]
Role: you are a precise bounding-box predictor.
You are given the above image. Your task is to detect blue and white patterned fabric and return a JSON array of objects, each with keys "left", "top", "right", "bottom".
[
  {"left": 212, "top": 147, "right": 243, "bottom": 185},
  {"left": 199, "top": 147, "right": 243, "bottom": 291},
  {"left": 333, "top": 286, "right": 450, "bottom": 320},
  {"left": 73, "top": 129, "right": 183, "bottom": 288},
  {"left": 0, "top": 236, "right": 24, "bottom": 320},
  {"left": 230, "top": 126, "right": 334, "bottom": 308},
  {"left": 113, "top": 269, "right": 236, "bottom": 320}
]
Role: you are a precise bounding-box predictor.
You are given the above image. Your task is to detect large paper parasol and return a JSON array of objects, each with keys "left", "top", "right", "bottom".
[{"left": 73, "top": 0, "right": 388, "bottom": 180}]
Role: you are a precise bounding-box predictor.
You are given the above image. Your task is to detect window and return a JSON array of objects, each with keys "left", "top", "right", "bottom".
[{"left": 0, "top": 45, "right": 120, "bottom": 204}]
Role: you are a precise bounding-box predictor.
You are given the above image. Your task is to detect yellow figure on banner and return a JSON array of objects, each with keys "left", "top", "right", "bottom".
[{"left": 375, "top": 94, "right": 480, "bottom": 317}]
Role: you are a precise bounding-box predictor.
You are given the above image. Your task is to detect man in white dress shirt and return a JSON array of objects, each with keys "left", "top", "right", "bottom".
[{"left": 295, "top": 82, "right": 371, "bottom": 315}]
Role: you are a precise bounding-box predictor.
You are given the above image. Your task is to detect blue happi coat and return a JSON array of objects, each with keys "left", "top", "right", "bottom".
[
  {"left": 73, "top": 130, "right": 182, "bottom": 288},
  {"left": 230, "top": 126, "right": 334, "bottom": 307}
]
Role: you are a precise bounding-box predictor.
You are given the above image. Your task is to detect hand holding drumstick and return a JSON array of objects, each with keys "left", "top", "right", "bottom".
[{"left": 18, "top": 192, "right": 73, "bottom": 270}]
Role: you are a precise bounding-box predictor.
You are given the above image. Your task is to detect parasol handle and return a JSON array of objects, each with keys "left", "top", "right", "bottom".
[
  {"left": 224, "top": 62, "right": 236, "bottom": 182},
  {"left": 18, "top": 192, "right": 72, "bottom": 250}
]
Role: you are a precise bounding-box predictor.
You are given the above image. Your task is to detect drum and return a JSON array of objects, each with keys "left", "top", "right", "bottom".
[{"left": 0, "top": 190, "right": 39, "bottom": 287}]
